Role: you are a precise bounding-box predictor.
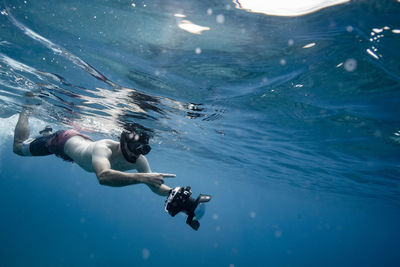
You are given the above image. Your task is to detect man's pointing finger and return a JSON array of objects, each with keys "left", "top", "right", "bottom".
[{"left": 162, "top": 173, "right": 176, "bottom": 178}]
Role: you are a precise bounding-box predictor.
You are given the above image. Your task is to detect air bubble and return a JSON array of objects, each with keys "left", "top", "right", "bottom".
[
  {"left": 142, "top": 248, "right": 150, "bottom": 260},
  {"left": 216, "top": 14, "right": 225, "bottom": 24},
  {"left": 346, "top": 25, "right": 353, "bottom": 32},
  {"left": 274, "top": 230, "right": 282, "bottom": 238},
  {"left": 344, "top": 58, "right": 357, "bottom": 72}
]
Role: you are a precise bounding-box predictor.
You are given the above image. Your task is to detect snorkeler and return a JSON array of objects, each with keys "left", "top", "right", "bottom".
[
  {"left": 13, "top": 108, "right": 211, "bottom": 230},
  {"left": 13, "top": 108, "right": 175, "bottom": 196}
]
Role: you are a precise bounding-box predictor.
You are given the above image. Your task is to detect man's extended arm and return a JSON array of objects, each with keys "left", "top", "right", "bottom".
[
  {"left": 92, "top": 144, "right": 174, "bottom": 195},
  {"left": 96, "top": 168, "right": 174, "bottom": 187},
  {"left": 135, "top": 155, "right": 173, "bottom": 196}
]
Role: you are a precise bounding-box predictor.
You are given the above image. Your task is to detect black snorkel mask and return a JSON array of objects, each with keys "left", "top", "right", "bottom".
[{"left": 120, "top": 130, "right": 151, "bottom": 163}]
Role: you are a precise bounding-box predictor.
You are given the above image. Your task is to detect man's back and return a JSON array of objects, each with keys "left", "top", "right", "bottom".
[
  {"left": 64, "top": 136, "right": 144, "bottom": 173},
  {"left": 64, "top": 135, "right": 97, "bottom": 172}
]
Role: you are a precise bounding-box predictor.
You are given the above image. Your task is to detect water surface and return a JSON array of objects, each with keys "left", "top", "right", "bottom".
[{"left": 0, "top": 0, "right": 399, "bottom": 266}]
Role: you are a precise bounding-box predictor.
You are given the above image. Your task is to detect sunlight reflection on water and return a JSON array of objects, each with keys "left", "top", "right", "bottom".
[{"left": 233, "top": 0, "right": 349, "bottom": 17}]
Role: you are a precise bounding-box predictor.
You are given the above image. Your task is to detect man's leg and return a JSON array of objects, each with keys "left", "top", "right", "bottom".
[{"left": 13, "top": 108, "right": 31, "bottom": 155}]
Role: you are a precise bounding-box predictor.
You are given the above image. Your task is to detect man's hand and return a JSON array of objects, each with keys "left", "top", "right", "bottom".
[{"left": 141, "top": 173, "right": 176, "bottom": 187}]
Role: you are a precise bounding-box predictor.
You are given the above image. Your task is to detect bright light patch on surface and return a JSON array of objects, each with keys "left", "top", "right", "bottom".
[
  {"left": 391, "top": 130, "right": 400, "bottom": 144},
  {"left": 178, "top": 20, "right": 210, "bottom": 34},
  {"left": 303, "top": 42, "right": 316, "bottom": 48},
  {"left": 233, "top": 0, "right": 349, "bottom": 17},
  {"left": 174, "top": 13, "right": 186, "bottom": 18},
  {"left": 366, "top": 48, "right": 379, "bottom": 59},
  {"left": 373, "top": 28, "right": 383, "bottom": 33},
  {"left": 392, "top": 29, "right": 400, "bottom": 34}
]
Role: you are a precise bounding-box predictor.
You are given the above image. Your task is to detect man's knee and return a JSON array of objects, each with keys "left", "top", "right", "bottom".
[{"left": 13, "top": 142, "right": 26, "bottom": 156}]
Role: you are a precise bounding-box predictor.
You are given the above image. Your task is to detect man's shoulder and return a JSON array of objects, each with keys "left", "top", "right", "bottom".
[
  {"left": 95, "top": 138, "right": 119, "bottom": 147},
  {"left": 92, "top": 139, "right": 119, "bottom": 155}
]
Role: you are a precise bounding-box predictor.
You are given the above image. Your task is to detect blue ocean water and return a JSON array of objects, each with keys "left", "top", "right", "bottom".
[{"left": 0, "top": 0, "right": 400, "bottom": 266}]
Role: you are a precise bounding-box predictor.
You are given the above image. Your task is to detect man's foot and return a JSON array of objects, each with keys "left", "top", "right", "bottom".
[
  {"left": 23, "top": 91, "right": 42, "bottom": 106},
  {"left": 39, "top": 125, "right": 53, "bottom": 135},
  {"left": 25, "top": 91, "right": 35, "bottom": 98},
  {"left": 21, "top": 105, "right": 33, "bottom": 115}
]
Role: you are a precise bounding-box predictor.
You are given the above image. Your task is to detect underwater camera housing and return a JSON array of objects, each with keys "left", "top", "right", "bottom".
[{"left": 165, "top": 186, "right": 212, "bottom": 230}]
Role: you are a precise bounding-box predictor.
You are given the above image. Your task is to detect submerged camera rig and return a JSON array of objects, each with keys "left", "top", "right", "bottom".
[{"left": 165, "top": 186, "right": 212, "bottom": 230}]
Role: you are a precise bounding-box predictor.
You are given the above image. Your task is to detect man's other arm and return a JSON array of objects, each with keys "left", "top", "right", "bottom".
[{"left": 92, "top": 144, "right": 175, "bottom": 188}]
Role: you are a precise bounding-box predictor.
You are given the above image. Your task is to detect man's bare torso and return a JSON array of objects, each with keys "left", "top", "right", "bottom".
[{"left": 63, "top": 136, "right": 145, "bottom": 173}]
